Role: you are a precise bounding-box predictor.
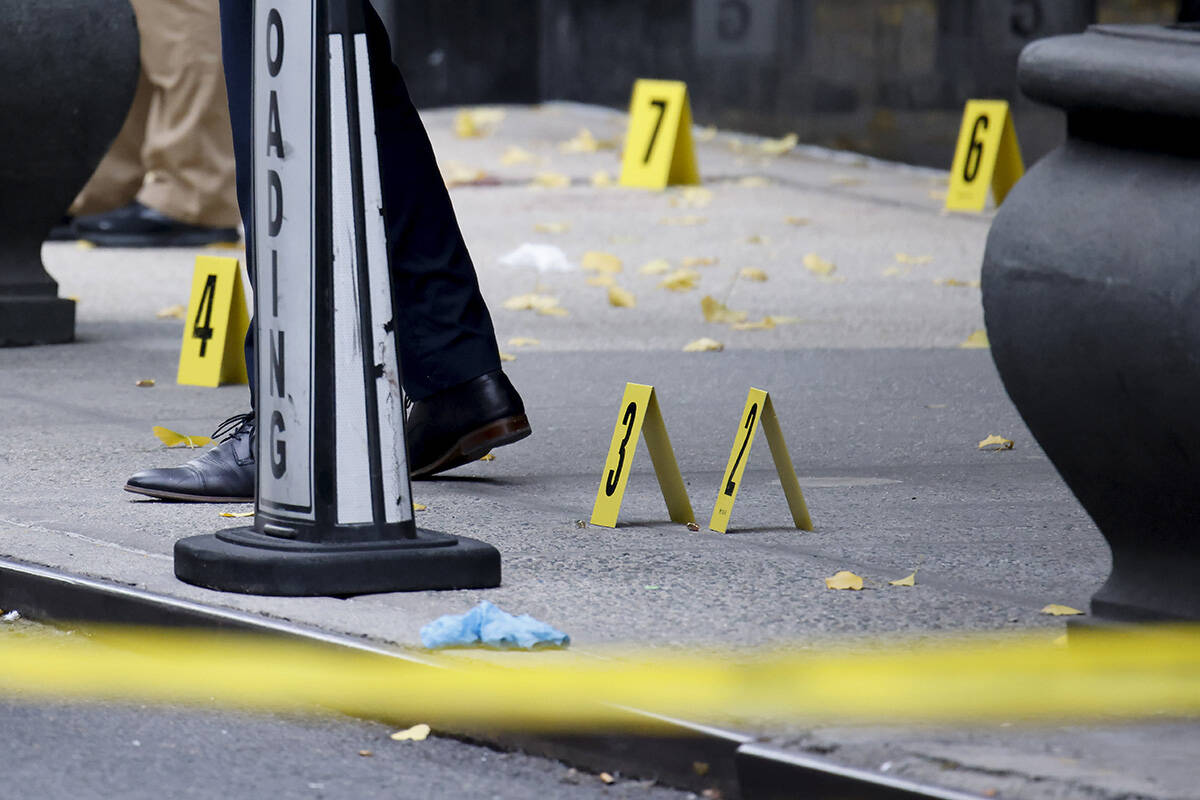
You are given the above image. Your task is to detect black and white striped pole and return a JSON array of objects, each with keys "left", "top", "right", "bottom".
[{"left": 174, "top": 0, "right": 501, "bottom": 595}]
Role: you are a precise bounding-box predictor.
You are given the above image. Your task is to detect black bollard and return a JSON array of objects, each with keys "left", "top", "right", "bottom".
[
  {"left": 0, "top": 0, "right": 139, "bottom": 346},
  {"left": 982, "top": 25, "right": 1200, "bottom": 622},
  {"left": 174, "top": 0, "right": 500, "bottom": 596}
]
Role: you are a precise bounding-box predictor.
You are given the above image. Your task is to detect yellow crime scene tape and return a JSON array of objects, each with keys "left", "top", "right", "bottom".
[{"left": 0, "top": 625, "right": 1198, "bottom": 731}]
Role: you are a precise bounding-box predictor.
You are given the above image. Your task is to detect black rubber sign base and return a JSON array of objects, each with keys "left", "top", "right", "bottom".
[{"left": 175, "top": 527, "right": 500, "bottom": 596}]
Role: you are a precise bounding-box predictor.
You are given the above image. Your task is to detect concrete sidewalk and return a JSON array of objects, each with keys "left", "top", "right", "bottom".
[{"left": 3, "top": 103, "right": 1194, "bottom": 799}]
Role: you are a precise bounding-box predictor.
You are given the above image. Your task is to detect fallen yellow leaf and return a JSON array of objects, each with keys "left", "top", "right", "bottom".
[
  {"left": 1041, "top": 604, "right": 1084, "bottom": 616},
  {"left": 156, "top": 304, "right": 186, "bottom": 320},
  {"left": 638, "top": 259, "right": 671, "bottom": 276},
  {"left": 785, "top": 216, "right": 810, "bottom": 226},
  {"left": 586, "top": 274, "right": 616, "bottom": 288},
  {"left": 591, "top": 170, "right": 614, "bottom": 187},
  {"left": 500, "top": 145, "right": 536, "bottom": 166},
  {"left": 960, "top": 329, "right": 990, "bottom": 349},
  {"left": 760, "top": 132, "right": 798, "bottom": 156},
  {"left": 507, "top": 337, "right": 540, "bottom": 348},
  {"left": 739, "top": 176, "right": 771, "bottom": 188},
  {"left": 978, "top": 434, "right": 1014, "bottom": 451},
  {"left": 499, "top": 352, "right": 516, "bottom": 362},
  {"left": 803, "top": 253, "right": 837, "bottom": 277},
  {"left": 881, "top": 266, "right": 907, "bottom": 278},
  {"left": 700, "top": 295, "right": 747, "bottom": 324},
  {"left": 683, "top": 337, "right": 724, "bottom": 352},
  {"left": 479, "top": 453, "right": 496, "bottom": 462},
  {"left": 934, "top": 278, "right": 980, "bottom": 288},
  {"left": 889, "top": 572, "right": 917, "bottom": 587},
  {"left": 135, "top": 379, "right": 156, "bottom": 388},
  {"left": 732, "top": 317, "right": 777, "bottom": 331},
  {"left": 581, "top": 251, "right": 623, "bottom": 274},
  {"left": 413, "top": 503, "right": 427, "bottom": 511},
  {"left": 539, "top": 305, "right": 570, "bottom": 318},
  {"left": 607, "top": 285, "right": 636, "bottom": 308},
  {"left": 454, "top": 108, "right": 504, "bottom": 138},
  {"left": 896, "top": 253, "right": 933, "bottom": 265},
  {"left": 658, "top": 268, "right": 701, "bottom": 291},
  {"left": 534, "top": 221, "right": 570, "bottom": 234},
  {"left": 219, "top": 511, "right": 255, "bottom": 519},
  {"left": 600, "top": 773, "right": 616, "bottom": 785},
  {"left": 659, "top": 216, "right": 707, "bottom": 227},
  {"left": 738, "top": 268, "right": 768, "bottom": 282},
  {"left": 390, "top": 724, "right": 431, "bottom": 742},
  {"left": 441, "top": 161, "right": 491, "bottom": 187},
  {"left": 502, "top": 293, "right": 560, "bottom": 312},
  {"left": 559, "top": 127, "right": 616, "bottom": 153},
  {"left": 695, "top": 125, "right": 718, "bottom": 142},
  {"left": 825, "top": 571, "right": 864, "bottom": 591},
  {"left": 153, "top": 426, "right": 212, "bottom": 449},
  {"left": 670, "top": 187, "right": 713, "bottom": 208},
  {"left": 529, "top": 172, "right": 570, "bottom": 189},
  {"left": 681, "top": 256, "right": 718, "bottom": 268},
  {"left": 75, "top": 239, "right": 96, "bottom": 250}
]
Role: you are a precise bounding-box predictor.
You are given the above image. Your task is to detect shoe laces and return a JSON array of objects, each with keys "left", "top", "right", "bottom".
[{"left": 212, "top": 412, "right": 255, "bottom": 443}]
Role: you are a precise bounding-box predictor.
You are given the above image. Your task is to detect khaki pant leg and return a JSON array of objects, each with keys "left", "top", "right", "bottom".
[
  {"left": 131, "top": 0, "right": 240, "bottom": 228},
  {"left": 68, "top": 70, "right": 151, "bottom": 216}
]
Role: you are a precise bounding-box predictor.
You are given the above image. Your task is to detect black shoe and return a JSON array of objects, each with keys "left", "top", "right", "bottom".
[
  {"left": 407, "top": 370, "right": 531, "bottom": 479},
  {"left": 46, "top": 216, "right": 77, "bottom": 242},
  {"left": 74, "top": 201, "right": 240, "bottom": 248},
  {"left": 124, "top": 413, "right": 255, "bottom": 502}
]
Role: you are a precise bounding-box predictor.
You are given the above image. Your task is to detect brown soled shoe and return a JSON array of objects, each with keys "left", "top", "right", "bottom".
[
  {"left": 123, "top": 413, "right": 255, "bottom": 502},
  {"left": 406, "top": 370, "right": 531, "bottom": 479}
]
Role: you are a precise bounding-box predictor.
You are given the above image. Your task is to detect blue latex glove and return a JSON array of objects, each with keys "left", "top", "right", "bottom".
[{"left": 420, "top": 601, "right": 570, "bottom": 650}]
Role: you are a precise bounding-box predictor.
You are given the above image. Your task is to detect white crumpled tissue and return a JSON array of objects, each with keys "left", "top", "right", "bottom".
[{"left": 498, "top": 243, "right": 574, "bottom": 273}]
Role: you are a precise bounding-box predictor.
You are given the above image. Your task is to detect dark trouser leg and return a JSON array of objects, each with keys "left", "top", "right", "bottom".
[{"left": 220, "top": 0, "right": 500, "bottom": 405}]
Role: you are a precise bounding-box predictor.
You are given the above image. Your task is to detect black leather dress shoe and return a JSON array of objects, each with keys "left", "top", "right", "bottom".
[
  {"left": 407, "top": 370, "right": 531, "bottom": 479},
  {"left": 74, "top": 201, "right": 240, "bottom": 248},
  {"left": 124, "top": 413, "right": 255, "bottom": 502}
]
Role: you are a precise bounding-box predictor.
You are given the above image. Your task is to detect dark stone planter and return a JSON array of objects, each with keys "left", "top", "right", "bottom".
[
  {"left": 0, "top": 0, "right": 138, "bottom": 346},
  {"left": 982, "top": 25, "right": 1200, "bottom": 622}
]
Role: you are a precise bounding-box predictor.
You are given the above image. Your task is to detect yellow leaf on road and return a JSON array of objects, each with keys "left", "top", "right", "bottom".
[
  {"left": 785, "top": 216, "right": 810, "bottom": 226},
  {"left": 683, "top": 337, "right": 724, "bottom": 352},
  {"left": 413, "top": 503, "right": 427, "bottom": 511},
  {"left": 582, "top": 251, "right": 623, "bottom": 274},
  {"left": 803, "top": 253, "right": 836, "bottom": 277},
  {"left": 591, "top": 170, "right": 614, "bottom": 187},
  {"left": 499, "top": 352, "right": 516, "bottom": 362},
  {"left": 896, "top": 253, "right": 933, "bottom": 265},
  {"left": 534, "top": 221, "right": 570, "bottom": 234},
  {"left": 638, "top": 259, "right": 671, "bottom": 276},
  {"left": 960, "top": 329, "right": 990, "bottom": 349},
  {"left": 390, "top": 724, "right": 431, "bottom": 742},
  {"left": 1041, "top": 604, "right": 1084, "bottom": 616},
  {"left": 670, "top": 187, "right": 713, "bottom": 208},
  {"left": 529, "top": 172, "right": 570, "bottom": 189},
  {"left": 135, "top": 379, "right": 156, "bottom": 388},
  {"left": 454, "top": 108, "right": 504, "bottom": 138},
  {"left": 825, "top": 571, "right": 864, "bottom": 590},
  {"left": 559, "top": 128, "right": 616, "bottom": 153},
  {"left": 219, "top": 511, "right": 255, "bottom": 518},
  {"left": 889, "top": 572, "right": 917, "bottom": 587},
  {"left": 978, "top": 435, "right": 1014, "bottom": 451},
  {"left": 681, "top": 256, "right": 717, "bottom": 268},
  {"left": 500, "top": 145, "right": 537, "bottom": 165},
  {"left": 441, "top": 161, "right": 491, "bottom": 187},
  {"left": 732, "top": 317, "right": 776, "bottom": 331},
  {"left": 760, "top": 132, "right": 798, "bottom": 156},
  {"left": 502, "top": 293, "right": 560, "bottom": 312},
  {"left": 607, "top": 285, "right": 636, "bottom": 308},
  {"left": 479, "top": 453, "right": 496, "bottom": 462},
  {"left": 934, "top": 278, "right": 980, "bottom": 288},
  {"left": 881, "top": 266, "right": 907, "bottom": 278},
  {"left": 658, "top": 268, "right": 701, "bottom": 291},
  {"left": 155, "top": 304, "right": 186, "bottom": 320},
  {"left": 153, "top": 426, "right": 212, "bottom": 449},
  {"left": 701, "top": 295, "right": 747, "bottom": 324},
  {"left": 738, "top": 268, "right": 768, "bottom": 282},
  {"left": 507, "top": 337, "right": 541, "bottom": 348}
]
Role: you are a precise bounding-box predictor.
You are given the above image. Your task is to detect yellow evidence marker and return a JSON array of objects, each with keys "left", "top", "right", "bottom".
[
  {"left": 618, "top": 79, "right": 701, "bottom": 190},
  {"left": 709, "top": 388, "right": 813, "bottom": 534},
  {"left": 177, "top": 255, "right": 250, "bottom": 387},
  {"left": 945, "top": 99, "right": 1024, "bottom": 213},
  {"left": 590, "top": 383, "right": 694, "bottom": 528}
]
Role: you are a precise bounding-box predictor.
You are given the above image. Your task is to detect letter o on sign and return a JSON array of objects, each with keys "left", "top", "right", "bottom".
[{"left": 266, "top": 8, "right": 284, "bottom": 77}]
